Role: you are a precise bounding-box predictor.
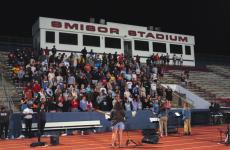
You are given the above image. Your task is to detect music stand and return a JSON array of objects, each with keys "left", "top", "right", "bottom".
[{"left": 174, "top": 112, "right": 181, "bottom": 135}]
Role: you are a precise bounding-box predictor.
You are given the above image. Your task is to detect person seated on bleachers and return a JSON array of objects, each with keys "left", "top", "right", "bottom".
[
  {"left": 124, "top": 97, "right": 133, "bottom": 111},
  {"left": 181, "top": 72, "right": 186, "bottom": 86},
  {"left": 184, "top": 69, "right": 190, "bottom": 80}
]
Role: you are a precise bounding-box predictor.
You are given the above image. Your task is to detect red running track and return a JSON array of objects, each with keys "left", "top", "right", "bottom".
[{"left": 0, "top": 125, "right": 229, "bottom": 150}]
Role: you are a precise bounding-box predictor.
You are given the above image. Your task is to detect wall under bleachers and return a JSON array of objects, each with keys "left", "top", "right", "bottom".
[{"left": 8, "top": 109, "right": 211, "bottom": 138}]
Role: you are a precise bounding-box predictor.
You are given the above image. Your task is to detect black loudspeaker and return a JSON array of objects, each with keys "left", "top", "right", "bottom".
[
  {"left": 142, "top": 129, "right": 159, "bottom": 144},
  {"left": 142, "top": 129, "right": 158, "bottom": 135},
  {"left": 50, "top": 135, "right": 59, "bottom": 145},
  {"left": 142, "top": 135, "right": 159, "bottom": 144}
]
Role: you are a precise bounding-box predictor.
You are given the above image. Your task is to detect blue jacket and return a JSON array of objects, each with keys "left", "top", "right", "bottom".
[
  {"left": 182, "top": 108, "right": 191, "bottom": 120},
  {"left": 151, "top": 102, "right": 160, "bottom": 115},
  {"left": 158, "top": 108, "right": 169, "bottom": 118}
]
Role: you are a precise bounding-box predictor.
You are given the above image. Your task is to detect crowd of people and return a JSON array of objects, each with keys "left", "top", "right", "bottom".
[
  {"left": 8, "top": 46, "right": 174, "bottom": 114},
  {"left": 7, "top": 46, "right": 182, "bottom": 141}
]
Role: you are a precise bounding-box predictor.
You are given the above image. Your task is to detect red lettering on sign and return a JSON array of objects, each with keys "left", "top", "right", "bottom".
[
  {"left": 80, "top": 24, "right": 84, "bottom": 30},
  {"left": 110, "top": 28, "right": 119, "bottom": 34},
  {"left": 64, "top": 23, "right": 78, "bottom": 30},
  {"left": 165, "top": 34, "right": 168, "bottom": 40},
  {"left": 146, "top": 33, "right": 155, "bottom": 39},
  {"left": 137, "top": 31, "right": 145, "bottom": 37},
  {"left": 178, "top": 36, "right": 188, "bottom": 42},
  {"left": 86, "top": 25, "right": 96, "bottom": 32},
  {"left": 169, "top": 35, "right": 177, "bottom": 41},
  {"left": 51, "top": 21, "right": 62, "bottom": 28},
  {"left": 156, "top": 34, "right": 164, "bottom": 39},
  {"left": 128, "top": 30, "right": 136, "bottom": 36},
  {"left": 98, "top": 27, "right": 108, "bottom": 33}
]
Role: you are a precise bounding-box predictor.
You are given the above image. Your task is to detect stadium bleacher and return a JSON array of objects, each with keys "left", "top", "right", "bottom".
[
  {"left": 1, "top": 47, "right": 230, "bottom": 110},
  {"left": 165, "top": 68, "right": 230, "bottom": 107}
]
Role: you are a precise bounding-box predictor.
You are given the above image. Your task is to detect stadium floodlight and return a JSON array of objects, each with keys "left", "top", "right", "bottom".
[
  {"left": 99, "top": 19, "right": 106, "bottom": 25},
  {"left": 155, "top": 27, "right": 162, "bottom": 31},
  {"left": 89, "top": 17, "right": 95, "bottom": 23},
  {"left": 148, "top": 26, "right": 154, "bottom": 31}
]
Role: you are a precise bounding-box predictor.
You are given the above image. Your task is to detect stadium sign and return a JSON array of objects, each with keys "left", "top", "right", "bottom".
[{"left": 51, "top": 21, "right": 188, "bottom": 43}]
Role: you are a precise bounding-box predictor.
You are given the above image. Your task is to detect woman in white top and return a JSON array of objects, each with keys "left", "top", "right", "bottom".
[{"left": 22, "top": 103, "right": 33, "bottom": 138}]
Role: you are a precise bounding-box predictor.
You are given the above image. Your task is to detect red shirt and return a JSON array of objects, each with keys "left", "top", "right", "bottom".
[
  {"left": 33, "top": 83, "right": 41, "bottom": 93},
  {"left": 24, "top": 89, "right": 33, "bottom": 100},
  {"left": 71, "top": 99, "right": 79, "bottom": 108}
]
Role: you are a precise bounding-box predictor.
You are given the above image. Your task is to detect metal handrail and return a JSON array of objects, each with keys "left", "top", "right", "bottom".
[
  {"left": 159, "top": 83, "right": 194, "bottom": 108},
  {"left": 1, "top": 72, "right": 15, "bottom": 112}
]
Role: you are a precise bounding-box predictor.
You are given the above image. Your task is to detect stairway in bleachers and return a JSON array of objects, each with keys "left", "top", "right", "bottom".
[
  {"left": 207, "top": 65, "right": 230, "bottom": 78},
  {"left": 165, "top": 68, "right": 230, "bottom": 107},
  {"left": 0, "top": 51, "right": 22, "bottom": 111}
]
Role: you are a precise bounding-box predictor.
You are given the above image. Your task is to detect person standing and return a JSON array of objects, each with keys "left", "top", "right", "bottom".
[
  {"left": 179, "top": 54, "right": 183, "bottom": 66},
  {"left": 110, "top": 100, "right": 125, "bottom": 148},
  {"left": 37, "top": 102, "right": 47, "bottom": 137},
  {"left": 165, "top": 86, "right": 173, "bottom": 107},
  {"left": 159, "top": 100, "right": 169, "bottom": 137},
  {"left": 22, "top": 103, "right": 34, "bottom": 138},
  {"left": 51, "top": 45, "right": 57, "bottom": 56},
  {"left": 182, "top": 102, "right": 191, "bottom": 135},
  {"left": 0, "top": 106, "right": 11, "bottom": 139},
  {"left": 81, "top": 47, "right": 87, "bottom": 61}
]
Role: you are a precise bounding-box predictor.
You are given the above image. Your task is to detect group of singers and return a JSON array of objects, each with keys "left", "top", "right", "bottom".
[{"left": 109, "top": 93, "right": 192, "bottom": 148}]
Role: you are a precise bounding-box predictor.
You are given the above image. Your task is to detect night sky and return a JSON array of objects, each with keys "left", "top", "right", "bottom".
[{"left": 1, "top": 0, "right": 230, "bottom": 55}]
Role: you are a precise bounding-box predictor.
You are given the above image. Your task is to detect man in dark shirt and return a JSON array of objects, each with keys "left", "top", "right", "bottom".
[
  {"left": 209, "top": 102, "right": 215, "bottom": 125},
  {"left": 37, "top": 102, "right": 47, "bottom": 137},
  {"left": 51, "top": 45, "right": 57, "bottom": 56},
  {"left": 81, "top": 47, "right": 87, "bottom": 61},
  {"left": 0, "top": 106, "right": 11, "bottom": 139},
  {"left": 157, "top": 86, "right": 164, "bottom": 99},
  {"left": 165, "top": 86, "right": 173, "bottom": 101}
]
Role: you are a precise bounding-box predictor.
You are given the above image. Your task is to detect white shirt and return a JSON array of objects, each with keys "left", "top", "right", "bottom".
[
  {"left": 151, "top": 83, "right": 156, "bottom": 91},
  {"left": 127, "top": 81, "right": 133, "bottom": 89},
  {"left": 23, "top": 108, "right": 33, "bottom": 119},
  {"left": 48, "top": 72, "right": 55, "bottom": 81},
  {"left": 132, "top": 74, "right": 137, "bottom": 80}
]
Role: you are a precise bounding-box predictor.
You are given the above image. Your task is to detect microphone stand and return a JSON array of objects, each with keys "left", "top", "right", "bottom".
[
  {"left": 30, "top": 111, "right": 47, "bottom": 147},
  {"left": 125, "top": 116, "right": 141, "bottom": 146}
]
